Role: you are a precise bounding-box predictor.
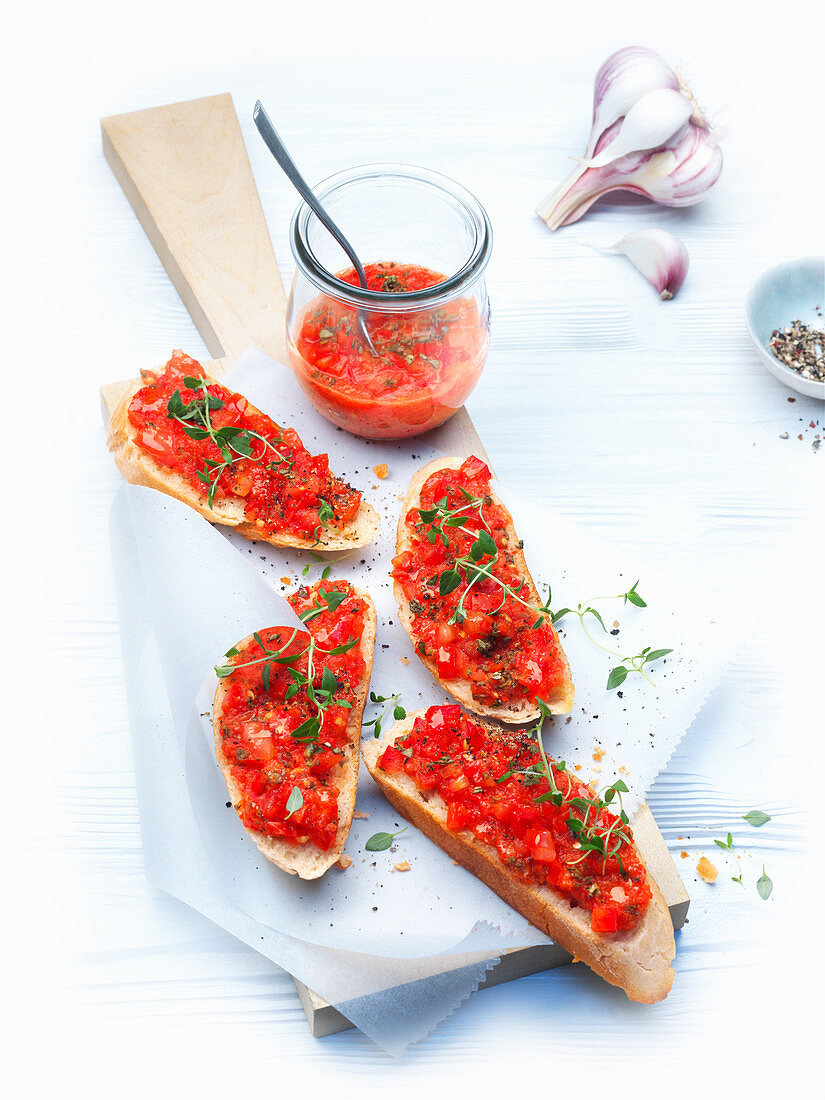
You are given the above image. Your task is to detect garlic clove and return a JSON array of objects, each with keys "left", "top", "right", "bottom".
[
  {"left": 584, "top": 88, "right": 693, "bottom": 169},
  {"left": 588, "top": 46, "right": 680, "bottom": 158},
  {"left": 606, "top": 229, "right": 689, "bottom": 300}
]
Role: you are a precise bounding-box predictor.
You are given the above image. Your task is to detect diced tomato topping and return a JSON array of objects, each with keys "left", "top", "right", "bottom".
[
  {"left": 590, "top": 906, "right": 620, "bottom": 934},
  {"left": 378, "top": 746, "right": 407, "bottom": 774},
  {"left": 290, "top": 263, "right": 488, "bottom": 440},
  {"left": 128, "top": 351, "right": 361, "bottom": 539},
  {"left": 390, "top": 457, "right": 568, "bottom": 709},
  {"left": 381, "top": 708, "right": 651, "bottom": 933},
  {"left": 218, "top": 581, "right": 367, "bottom": 851}
]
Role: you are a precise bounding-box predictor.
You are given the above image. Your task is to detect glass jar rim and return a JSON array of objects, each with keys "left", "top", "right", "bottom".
[{"left": 289, "top": 162, "right": 493, "bottom": 310}]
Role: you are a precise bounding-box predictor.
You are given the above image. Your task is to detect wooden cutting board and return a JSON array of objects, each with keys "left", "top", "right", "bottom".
[{"left": 99, "top": 92, "right": 689, "bottom": 1036}]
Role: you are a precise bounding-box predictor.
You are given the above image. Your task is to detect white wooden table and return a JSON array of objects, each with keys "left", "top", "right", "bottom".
[{"left": 4, "top": 3, "right": 822, "bottom": 1095}]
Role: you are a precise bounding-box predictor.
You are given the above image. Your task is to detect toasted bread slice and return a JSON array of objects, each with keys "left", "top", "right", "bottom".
[
  {"left": 394, "top": 457, "right": 574, "bottom": 724},
  {"left": 107, "top": 368, "right": 379, "bottom": 551},
  {"left": 363, "top": 710, "right": 675, "bottom": 1004},
  {"left": 213, "top": 586, "right": 376, "bottom": 879}
]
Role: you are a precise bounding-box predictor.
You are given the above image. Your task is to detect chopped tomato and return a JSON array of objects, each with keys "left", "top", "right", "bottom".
[
  {"left": 128, "top": 351, "right": 361, "bottom": 540},
  {"left": 376, "top": 707, "right": 651, "bottom": 933},
  {"left": 591, "top": 906, "right": 620, "bottom": 934},
  {"left": 289, "top": 263, "right": 488, "bottom": 439},
  {"left": 391, "top": 457, "right": 569, "bottom": 710},
  {"left": 218, "top": 581, "right": 367, "bottom": 851}
]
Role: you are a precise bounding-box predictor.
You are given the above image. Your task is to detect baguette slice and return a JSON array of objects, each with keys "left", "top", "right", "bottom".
[
  {"left": 214, "top": 586, "right": 376, "bottom": 879},
  {"left": 395, "top": 457, "right": 574, "bottom": 724},
  {"left": 107, "top": 362, "right": 379, "bottom": 551},
  {"left": 363, "top": 710, "right": 676, "bottom": 1003}
]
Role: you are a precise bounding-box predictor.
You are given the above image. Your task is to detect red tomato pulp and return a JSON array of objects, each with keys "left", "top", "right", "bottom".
[{"left": 289, "top": 263, "right": 488, "bottom": 439}]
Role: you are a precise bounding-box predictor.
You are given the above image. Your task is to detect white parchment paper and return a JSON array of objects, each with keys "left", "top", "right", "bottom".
[{"left": 109, "top": 346, "right": 739, "bottom": 1048}]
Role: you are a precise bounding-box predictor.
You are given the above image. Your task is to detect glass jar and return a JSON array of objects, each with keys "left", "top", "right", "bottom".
[{"left": 286, "top": 164, "right": 492, "bottom": 440}]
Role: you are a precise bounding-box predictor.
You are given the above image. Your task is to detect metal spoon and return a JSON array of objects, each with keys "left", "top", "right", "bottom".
[{"left": 252, "top": 100, "right": 378, "bottom": 357}]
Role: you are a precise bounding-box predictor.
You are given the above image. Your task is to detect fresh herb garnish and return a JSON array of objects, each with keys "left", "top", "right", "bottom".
[
  {"left": 363, "top": 692, "right": 406, "bottom": 739},
  {"left": 214, "top": 586, "right": 357, "bottom": 748},
  {"left": 714, "top": 833, "right": 735, "bottom": 851},
  {"left": 756, "top": 866, "right": 773, "bottom": 900},
  {"left": 522, "top": 700, "right": 633, "bottom": 875},
  {"left": 285, "top": 786, "right": 303, "bottom": 819},
  {"left": 416, "top": 492, "right": 671, "bottom": 694},
  {"left": 365, "top": 827, "right": 407, "bottom": 852},
  {"left": 167, "top": 376, "right": 293, "bottom": 508},
  {"left": 742, "top": 810, "right": 771, "bottom": 827},
  {"left": 418, "top": 493, "right": 555, "bottom": 628},
  {"left": 549, "top": 584, "right": 671, "bottom": 691}
]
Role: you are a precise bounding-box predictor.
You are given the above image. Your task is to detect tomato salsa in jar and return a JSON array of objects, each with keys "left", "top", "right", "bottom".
[{"left": 287, "top": 166, "right": 492, "bottom": 440}]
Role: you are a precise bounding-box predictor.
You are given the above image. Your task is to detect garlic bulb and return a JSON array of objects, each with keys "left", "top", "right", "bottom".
[
  {"left": 537, "top": 47, "right": 722, "bottom": 229},
  {"left": 537, "top": 114, "right": 722, "bottom": 230},
  {"left": 588, "top": 46, "right": 680, "bottom": 157},
  {"left": 584, "top": 88, "right": 693, "bottom": 169},
  {"left": 605, "top": 229, "right": 689, "bottom": 299}
]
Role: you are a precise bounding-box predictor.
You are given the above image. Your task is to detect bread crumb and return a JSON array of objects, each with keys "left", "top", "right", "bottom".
[
  {"left": 393, "top": 861, "right": 410, "bottom": 872},
  {"left": 573, "top": 764, "right": 582, "bottom": 771},
  {"left": 280, "top": 576, "right": 291, "bottom": 585},
  {"left": 697, "top": 856, "right": 718, "bottom": 883},
  {"left": 613, "top": 620, "right": 620, "bottom": 629},
  {"left": 680, "top": 851, "right": 689, "bottom": 859},
  {"left": 451, "top": 859, "right": 459, "bottom": 866},
  {"left": 373, "top": 463, "right": 389, "bottom": 479},
  {"left": 336, "top": 855, "right": 352, "bottom": 870},
  {"left": 352, "top": 810, "right": 370, "bottom": 819},
  {"left": 399, "top": 655, "right": 410, "bottom": 665},
  {"left": 592, "top": 748, "right": 605, "bottom": 762},
  {"left": 591, "top": 764, "right": 602, "bottom": 773}
]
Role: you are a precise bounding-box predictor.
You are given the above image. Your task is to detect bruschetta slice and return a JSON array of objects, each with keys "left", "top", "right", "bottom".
[
  {"left": 362, "top": 705, "right": 675, "bottom": 1004},
  {"left": 107, "top": 350, "right": 379, "bottom": 550},
  {"left": 214, "top": 579, "right": 375, "bottom": 878},
  {"left": 392, "top": 456, "right": 574, "bottom": 723}
]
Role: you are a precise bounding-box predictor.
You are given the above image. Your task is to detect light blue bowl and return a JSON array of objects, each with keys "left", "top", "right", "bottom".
[{"left": 745, "top": 257, "right": 825, "bottom": 399}]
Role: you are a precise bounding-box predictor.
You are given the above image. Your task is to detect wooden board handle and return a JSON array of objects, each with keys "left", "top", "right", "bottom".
[{"left": 101, "top": 93, "right": 288, "bottom": 364}]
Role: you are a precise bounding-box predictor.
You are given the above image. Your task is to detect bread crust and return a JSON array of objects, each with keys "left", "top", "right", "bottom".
[
  {"left": 362, "top": 711, "right": 675, "bottom": 1003},
  {"left": 394, "top": 457, "right": 574, "bottom": 723},
  {"left": 213, "top": 588, "right": 376, "bottom": 879},
  {"left": 107, "top": 373, "right": 380, "bottom": 551}
]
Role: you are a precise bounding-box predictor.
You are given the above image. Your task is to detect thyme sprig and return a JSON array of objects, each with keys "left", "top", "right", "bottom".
[
  {"left": 548, "top": 582, "right": 672, "bottom": 691},
  {"left": 363, "top": 692, "right": 406, "bottom": 739},
  {"left": 167, "top": 375, "right": 295, "bottom": 508},
  {"left": 215, "top": 587, "right": 357, "bottom": 749},
  {"left": 523, "top": 700, "right": 634, "bottom": 875},
  {"left": 417, "top": 493, "right": 671, "bottom": 693},
  {"left": 419, "top": 492, "right": 554, "bottom": 629}
]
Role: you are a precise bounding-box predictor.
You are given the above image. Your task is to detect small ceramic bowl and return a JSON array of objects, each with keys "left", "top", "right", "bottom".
[{"left": 745, "top": 257, "right": 825, "bottom": 400}]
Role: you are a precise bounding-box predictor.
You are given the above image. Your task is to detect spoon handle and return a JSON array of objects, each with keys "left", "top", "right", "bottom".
[{"left": 253, "top": 101, "right": 370, "bottom": 291}]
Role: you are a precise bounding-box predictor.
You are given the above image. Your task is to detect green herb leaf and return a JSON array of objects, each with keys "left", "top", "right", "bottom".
[
  {"left": 393, "top": 704, "right": 406, "bottom": 720},
  {"left": 439, "top": 569, "right": 462, "bottom": 596},
  {"left": 285, "top": 786, "right": 303, "bottom": 819},
  {"left": 644, "top": 648, "right": 673, "bottom": 664},
  {"left": 322, "top": 587, "right": 347, "bottom": 614},
  {"left": 365, "top": 826, "right": 407, "bottom": 852},
  {"left": 475, "top": 530, "right": 497, "bottom": 557},
  {"left": 714, "top": 833, "right": 734, "bottom": 851},
  {"left": 756, "top": 866, "right": 773, "bottom": 900},
  {"left": 743, "top": 810, "right": 771, "bottom": 827},
  {"left": 606, "top": 666, "right": 628, "bottom": 690},
  {"left": 625, "top": 582, "right": 647, "bottom": 608}
]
